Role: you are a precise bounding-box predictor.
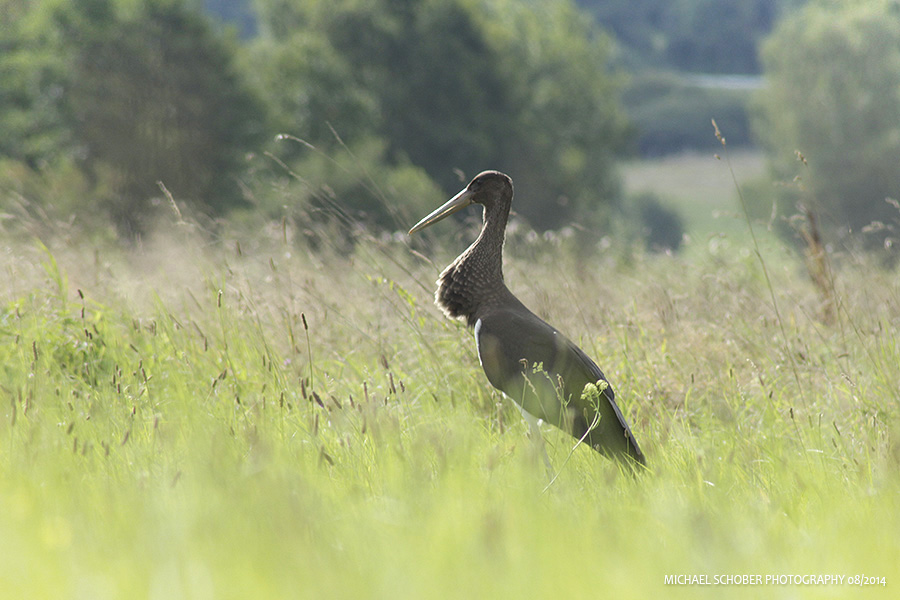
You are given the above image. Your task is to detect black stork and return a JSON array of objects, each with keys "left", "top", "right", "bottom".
[{"left": 409, "top": 171, "right": 645, "bottom": 468}]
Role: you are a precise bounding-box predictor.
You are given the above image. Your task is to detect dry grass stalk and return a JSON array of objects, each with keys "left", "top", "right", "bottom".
[{"left": 798, "top": 204, "right": 835, "bottom": 324}]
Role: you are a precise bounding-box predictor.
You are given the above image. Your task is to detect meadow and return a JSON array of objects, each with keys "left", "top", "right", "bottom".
[
  {"left": 622, "top": 149, "right": 766, "bottom": 240},
  {"left": 1, "top": 155, "right": 898, "bottom": 599}
]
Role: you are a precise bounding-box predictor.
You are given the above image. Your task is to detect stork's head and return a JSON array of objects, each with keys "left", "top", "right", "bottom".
[{"left": 408, "top": 171, "right": 513, "bottom": 235}]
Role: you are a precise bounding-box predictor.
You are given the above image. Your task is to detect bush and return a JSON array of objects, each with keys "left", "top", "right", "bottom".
[
  {"left": 245, "top": 135, "right": 445, "bottom": 252},
  {"left": 633, "top": 191, "right": 684, "bottom": 253}
]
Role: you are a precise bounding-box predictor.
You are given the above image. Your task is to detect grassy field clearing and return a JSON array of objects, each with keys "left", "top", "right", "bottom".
[
  {"left": 1, "top": 165, "right": 898, "bottom": 597},
  {"left": 622, "top": 150, "right": 768, "bottom": 245}
]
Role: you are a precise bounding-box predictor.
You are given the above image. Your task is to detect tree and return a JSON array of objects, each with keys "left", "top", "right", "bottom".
[
  {"left": 1, "top": 0, "right": 266, "bottom": 235},
  {"left": 250, "top": 0, "right": 518, "bottom": 190},
  {"left": 474, "top": 0, "right": 628, "bottom": 228},
  {"left": 251, "top": 0, "right": 628, "bottom": 231},
  {"left": 754, "top": 0, "right": 900, "bottom": 248},
  {"left": 326, "top": 0, "right": 518, "bottom": 195},
  {"left": 0, "top": 0, "right": 74, "bottom": 168}
]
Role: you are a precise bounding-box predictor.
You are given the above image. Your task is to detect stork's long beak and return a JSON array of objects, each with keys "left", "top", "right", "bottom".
[{"left": 408, "top": 187, "right": 474, "bottom": 235}]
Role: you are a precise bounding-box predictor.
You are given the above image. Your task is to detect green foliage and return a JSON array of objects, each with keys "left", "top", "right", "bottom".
[
  {"left": 0, "top": 157, "right": 95, "bottom": 232},
  {"left": 3, "top": 0, "right": 650, "bottom": 238},
  {"left": 258, "top": 135, "right": 445, "bottom": 238},
  {"left": 662, "top": 0, "right": 777, "bottom": 73},
  {"left": 0, "top": 0, "right": 265, "bottom": 235},
  {"left": 4, "top": 0, "right": 837, "bottom": 244},
  {"left": 0, "top": 0, "right": 73, "bottom": 167},
  {"left": 250, "top": 0, "right": 628, "bottom": 231},
  {"left": 250, "top": 37, "right": 379, "bottom": 150},
  {"left": 326, "top": 0, "right": 515, "bottom": 189},
  {"left": 754, "top": 0, "right": 900, "bottom": 249},
  {"left": 473, "top": 0, "right": 629, "bottom": 229},
  {"left": 634, "top": 191, "right": 685, "bottom": 252}
]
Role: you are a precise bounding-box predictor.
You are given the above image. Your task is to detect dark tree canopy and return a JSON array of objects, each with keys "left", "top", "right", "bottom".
[
  {"left": 250, "top": 0, "right": 629, "bottom": 231},
  {"left": 1, "top": 0, "right": 265, "bottom": 235},
  {"left": 3, "top": 0, "right": 633, "bottom": 237}
]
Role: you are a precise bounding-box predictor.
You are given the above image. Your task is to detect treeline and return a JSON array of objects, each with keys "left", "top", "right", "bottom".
[
  {"left": 1, "top": 0, "right": 628, "bottom": 237},
  {"left": 206, "top": 0, "right": 805, "bottom": 75},
  {"left": 2, "top": 0, "right": 899, "bottom": 253},
  {"left": 577, "top": 0, "right": 806, "bottom": 73}
]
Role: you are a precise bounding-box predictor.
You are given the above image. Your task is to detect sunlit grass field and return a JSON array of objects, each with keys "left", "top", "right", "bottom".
[{"left": 1, "top": 166, "right": 898, "bottom": 598}]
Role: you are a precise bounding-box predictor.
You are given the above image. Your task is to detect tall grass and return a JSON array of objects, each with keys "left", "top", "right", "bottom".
[{"left": 1, "top": 192, "right": 898, "bottom": 598}]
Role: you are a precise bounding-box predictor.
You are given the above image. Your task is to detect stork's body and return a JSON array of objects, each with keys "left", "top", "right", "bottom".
[{"left": 410, "top": 171, "right": 645, "bottom": 467}]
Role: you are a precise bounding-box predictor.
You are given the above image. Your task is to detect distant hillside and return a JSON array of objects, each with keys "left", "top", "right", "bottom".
[{"left": 577, "top": 0, "right": 806, "bottom": 74}]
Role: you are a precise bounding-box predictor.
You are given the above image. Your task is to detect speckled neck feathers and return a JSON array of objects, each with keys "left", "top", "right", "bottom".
[{"left": 436, "top": 201, "right": 512, "bottom": 327}]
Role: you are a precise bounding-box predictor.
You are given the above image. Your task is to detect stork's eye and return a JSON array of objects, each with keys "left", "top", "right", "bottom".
[{"left": 472, "top": 175, "right": 492, "bottom": 189}]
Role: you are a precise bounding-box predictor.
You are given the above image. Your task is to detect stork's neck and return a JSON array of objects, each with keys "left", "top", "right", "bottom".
[
  {"left": 469, "top": 202, "right": 508, "bottom": 279},
  {"left": 436, "top": 201, "right": 514, "bottom": 326}
]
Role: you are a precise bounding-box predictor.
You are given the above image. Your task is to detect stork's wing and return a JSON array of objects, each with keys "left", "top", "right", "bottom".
[{"left": 475, "top": 307, "right": 645, "bottom": 466}]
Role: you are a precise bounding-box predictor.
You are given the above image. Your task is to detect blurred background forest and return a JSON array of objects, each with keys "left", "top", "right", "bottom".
[{"left": 1, "top": 0, "right": 899, "bottom": 254}]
